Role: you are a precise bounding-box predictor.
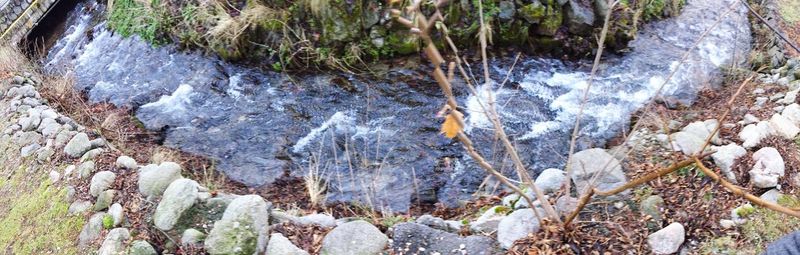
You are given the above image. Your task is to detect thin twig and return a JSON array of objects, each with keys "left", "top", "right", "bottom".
[{"left": 740, "top": 0, "right": 800, "bottom": 54}]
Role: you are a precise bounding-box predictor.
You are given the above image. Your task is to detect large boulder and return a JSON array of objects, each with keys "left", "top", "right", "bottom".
[
  {"left": 89, "top": 171, "right": 116, "bottom": 197},
  {"left": 749, "top": 147, "right": 785, "bottom": 188},
  {"left": 647, "top": 222, "right": 685, "bottom": 254},
  {"left": 138, "top": 162, "right": 183, "bottom": 199},
  {"left": 711, "top": 144, "right": 747, "bottom": 183},
  {"left": 205, "top": 195, "right": 271, "bottom": 255},
  {"left": 154, "top": 179, "right": 199, "bottom": 230},
  {"left": 391, "top": 222, "right": 497, "bottom": 254},
  {"left": 768, "top": 113, "right": 800, "bottom": 139},
  {"left": 497, "top": 208, "right": 541, "bottom": 249},
  {"left": 568, "top": 148, "right": 627, "bottom": 193},
  {"left": 534, "top": 168, "right": 566, "bottom": 193},
  {"left": 64, "top": 132, "right": 92, "bottom": 158},
  {"left": 739, "top": 121, "right": 773, "bottom": 148},
  {"left": 320, "top": 220, "right": 387, "bottom": 255}
]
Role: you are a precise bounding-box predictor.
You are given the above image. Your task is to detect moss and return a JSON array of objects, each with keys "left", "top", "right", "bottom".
[
  {"left": 107, "top": 0, "right": 170, "bottom": 45},
  {"left": 740, "top": 195, "right": 800, "bottom": 253},
  {"left": 778, "top": 0, "right": 800, "bottom": 25},
  {"left": 518, "top": 2, "right": 547, "bottom": 24},
  {"left": 102, "top": 214, "right": 114, "bottom": 229}
]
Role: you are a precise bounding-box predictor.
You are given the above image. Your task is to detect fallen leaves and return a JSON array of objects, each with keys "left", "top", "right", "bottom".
[{"left": 438, "top": 105, "right": 464, "bottom": 139}]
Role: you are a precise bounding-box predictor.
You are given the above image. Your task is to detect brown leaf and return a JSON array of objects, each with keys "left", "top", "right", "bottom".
[{"left": 441, "top": 113, "right": 462, "bottom": 139}]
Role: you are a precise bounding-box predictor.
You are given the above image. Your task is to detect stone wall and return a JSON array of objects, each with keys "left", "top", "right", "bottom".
[{"left": 0, "top": 0, "right": 58, "bottom": 44}]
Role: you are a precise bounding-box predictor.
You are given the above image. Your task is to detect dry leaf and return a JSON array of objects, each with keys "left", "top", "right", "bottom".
[{"left": 441, "top": 113, "right": 462, "bottom": 139}]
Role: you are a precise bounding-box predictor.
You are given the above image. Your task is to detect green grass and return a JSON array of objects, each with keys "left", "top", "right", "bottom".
[
  {"left": 107, "top": 0, "right": 170, "bottom": 45},
  {"left": 0, "top": 126, "right": 86, "bottom": 254},
  {"left": 779, "top": 0, "right": 800, "bottom": 25},
  {"left": 740, "top": 195, "right": 800, "bottom": 253}
]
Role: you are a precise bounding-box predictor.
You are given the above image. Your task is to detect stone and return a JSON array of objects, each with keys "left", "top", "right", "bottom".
[
  {"left": 647, "top": 222, "right": 685, "bottom": 254},
  {"left": 720, "top": 219, "right": 736, "bottom": 229},
  {"left": 755, "top": 97, "right": 768, "bottom": 108},
  {"left": 78, "top": 212, "right": 108, "bottom": 247},
  {"left": 470, "top": 205, "right": 509, "bottom": 234},
  {"left": 267, "top": 233, "right": 309, "bottom": 255},
  {"left": 497, "top": 1, "right": 515, "bottom": 21},
  {"left": 154, "top": 179, "right": 199, "bottom": 231},
  {"left": 742, "top": 114, "right": 759, "bottom": 125},
  {"left": 534, "top": 168, "right": 566, "bottom": 193},
  {"left": 783, "top": 103, "right": 800, "bottom": 125},
  {"left": 518, "top": 1, "right": 546, "bottom": 24},
  {"left": 555, "top": 195, "right": 578, "bottom": 218},
  {"left": 39, "top": 118, "right": 61, "bottom": 137},
  {"left": 109, "top": 203, "right": 124, "bottom": 226},
  {"left": 640, "top": 195, "right": 665, "bottom": 222},
  {"left": 320, "top": 220, "right": 387, "bottom": 255},
  {"left": 295, "top": 213, "right": 336, "bottom": 227},
  {"left": 116, "top": 155, "right": 138, "bottom": 169},
  {"left": 64, "top": 132, "right": 92, "bottom": 158},
  {"left": 94, "top": 189, "right": 115, "bottom": 211},
  {"left": 80, "top": 148, "right": 105, "bottom": 162},
  {"left": 569, "top": 148, "right": 627, "bottom": 193},
  {"left": 750, "top": 147, "right": 785, "bottom": 188},
  {"left": 205, "top": 195, "right": 271, "bottom": 255},
  {"left": 683, "top": 119, "right": 722, "bottom": 145},
  {"left": 89, "top": 171, "right": 116, "bottom": 197},
  {"left": 20, "top": 143, "right": 40, "bottom": 157},
  {"left": 14, "top": 131, "right": 42, "bottom": 147},
  {"left": 391, "top": 223, "right": 497, "bottom": 255},
  {"left": 138, "top": 162, "right": 183, "bottom": 199},
  {"left": 779, "top": 88, "right": 800, "bottom": 104},
  {"left": 739, "top": 121, "right": 773, "bottom": 148},
  {"left": 768, "top": 113, "right": 799, "bottom": 139},
  {"left": 760, "top": 189, "right": 782, "bottom": 204},
  {"left": 78, "top": 161, "right": 96, "bottom": 179},
  {"left": 12, "top": 75, "right": 24, "bottom": 84},
  {"left": 68, "top": 200, "right": 93, "bottom": 215},
  {"left": 711, "top": 144, "right": 747, "bottom": 183},
  {"left": 36, "top": 147, "right": 54, "bottom": 162},
  {"left": 97, "top": 228, "right": 130, "bottom": 255},
  {"left": 566, "top": 0, "right": 595, "bottom": 34},
  {"left": 497, "top": 208, "right": 541, "bottom": 249},
  {"left": 182, "top": 228, "right": 207, "bottom": 245},
  {"left": 415, "top": 214, "right": 459, "bottom": 232},
  {"left": 128, "top": 240, "right": 158, "bottom": 255}
]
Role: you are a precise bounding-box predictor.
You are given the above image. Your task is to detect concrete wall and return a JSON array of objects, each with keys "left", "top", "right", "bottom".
[{"left": 0, "top": 0, "right": 58, "bottom": 44}]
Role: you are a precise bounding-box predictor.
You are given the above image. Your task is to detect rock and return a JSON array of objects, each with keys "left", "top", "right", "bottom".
[
  {"left": 749, "top": 147, "right": 785, "bottom": 188},
  {"left": 739, "top": 121, "right": 773, "bottom": 148},
  {"left": 497, "top": 1, "right": 515, "bottom": 21},
  {"left": 20, "top": 143, "right": 40, "bottom": 157},
  {"left": 80, "top": 148, "right": 105, "bottom": 162},
  {"left": 64, "top": 132, "right": 92, "bottom": 158},
  {"left": 566, "top": 0, "right": 594, "bottom": 34},
  {"left": 182, "top": 228, "right": 207, "bottom": 245},
  {"left": 295, "top": 213, "right": 336, "bottom": 227},
  {"left": 640, "top": 195, "right": 665, "bottom": 223},
  {"left": 760, "top": 189, "right": 782, "bottom": 204},
  {"left": 39, "top": 118, "right": 61, "bottom": 137},
  {"left": 391, "top": 223, "right": 497, "bottom": 255},
  {"left": 555, "top": 195, "right": 578, "bottom": 217},
  {"left": 779, "top": 88, "right": 800, "bottom": 104},
  {"left": 497, "top": 208, "right": 541, "bottom": 249},
  {"left": 732, "top": 204, "right": 755, "bottom": 224},
  {"left": 470, "top": 205, "right": 509, "bottom": 234},
  {"left": 683, "top": 119, "right": 722, "bottom": 145},
  {"left": 36, "top": 147, "right": 54, "bottom": 162},
  {"left": 94, "top": 189, "right": 115, "bottom": 211},
  {"left": 742, "top": 114, "right": 760, "bottom": 125},
  {"left": 711, "top": 144, "right": 747, "bottom": 183},
  {"left": 154, "top": 179, "right": 199, "bottom": 231},
  {"left": 534, "top": 168, "right": 566, "bottom": 193},
  {"left": 569, "top": 148, "right": 627, "bottom": 193},
  {"left": 115, "top": 156, "right": 138, "bottom": 169},
  {"left": 267, "top": 233, "right": 309, "bottom": 255},
  {"left": 783, "top": 103, "right": 800, "bottom": 125},
  {"left": 415, "top": 214, "right": 459, "bottom": 232},
  {"left": 771, "top": 92, "right": 787, "bottom": 101},
  {"left": 647, "top": 222, "right": 685, "bottom": 254},
  {"left": 720, "top": 219, "right": 736, "bottom": 229},
  {"left": 138, "top": 162, "right": 183, "bottom": 199},
  {"left": 320, "top": 220, "right": 387, "bottom": 255},
  {"left": 68, "top": 200, "right": 93, "bottom": 215},
  {"left": 97, "top": 228, "right": 130, "bottom": 255},
  {"left": 518, "top": 1, "right": 546, "bottom": 24},
  {"left": 78, "top": 161, "right": 96, "bottom": 179},
  {"left": 768, "top": 114, "right": 799, "bottom": 139},
  {"left": 109, "top": 203, "right": 124, "bottom": 226},
  {"left": 12, "top": 75, "right": 24, "bottom": 84},
  {"left": 128, "top": 240, "right": 158, "bottom": 255},
  {"left": 78, "top": 212, "right": 108, "bottom": 247},
  {"left": 755, "top": 97, "right": 768, "bottom": 108},
  {"left": 205, "top": 195, "right": 271, "bottom": 255},
  {"left": 89, "top": 171, "right": 116, "bottom": 197}
]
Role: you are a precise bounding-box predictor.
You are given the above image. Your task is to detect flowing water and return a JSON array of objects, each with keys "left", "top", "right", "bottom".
[{"left": 41, "top": 0, "right": 751, "bottom": 212}]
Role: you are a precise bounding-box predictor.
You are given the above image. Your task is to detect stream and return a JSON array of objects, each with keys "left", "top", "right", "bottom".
[{"left": 40, "top": 0, "right": 751, "bottom": 212}]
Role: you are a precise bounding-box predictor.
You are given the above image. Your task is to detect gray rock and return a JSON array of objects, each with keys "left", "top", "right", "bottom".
[
  {"left": 720, "top": 219, "right": 736, "bottom": 229},
  {"left": 128, "top": 240, "right": 157, "bottom": 255},
  {"left": 711, "top": 144, "right": 747, "bottom": 183},
  {"left": 760, "top": 189, "right": 782, "bottom": 204},
  {"left": 97, "top": 228, "right": 130, "bottom": 255},
  {"left": 64, "top": 132, "right": 92, "bottom": 158},
  {"left": 470, "top": 205, "right": 508, "bottom": 234},
  {"left": 20, "top": 143, "right": 40, "bottom": 157},
  {"left": 78, "top": 212, "right": 108, "bottom": 247},
  {"left": 116, "top": 156, "right": 138, "bottom": 169},
  {"left": 497, "top": 1, "right": 515, "bottom": 21},
  {"left": 12, "top": 75, "right": 24, "bottom": 84},
  {"left": 647, "top": 222, "right": 685, "bottom": 254},
  {"left": 555, "top": 195, "right": 578, "bottom": 217},
  {"left": 391, "top": 223, "right": 497, "bottom": 255},
  {"left": 768, "top": 113, "right": 799, "bottom": 139},
  {"left": 321, "top": 220, "right": 387, "bottom": 255},
  {"left": 640, "top": 195, "right": 665, "bottom": 223},
  {"left": 742, "top": 114, "right": 760, "bottom": 125},
  {"left": 669, "top": 131, "right": 708, "bottom": 155},
  {"left": 154, "top": 179, "right": 199, "bottom": 231},
  {"left": 36, "top": 147, "right": 54, "bottom": 162},
  {"left": 295, "top": 213, "right": 336, "bottom": 228},
  {"left": 138, "top": 162, "right": 183, "bottom": 199},
  {"left": 783, "top": 103, "right": 800, "bottom": 125},
  {"left": 750, "top": 147, "right": 785, "bottom": 188},
  {"left": 205, "top": 195, "right": 271, "bottom": 255},
  {"left": 94, "top": 190, "right": 115, "bottom": 211},
  {"left": 497, "top": 208, "right": 541, "bottom": 249},
  {"left": 49, "top": 170, "right": 61, "bottom": 183},
  {"left": 569, "top": 148, "right": 627, "bottom": 193},
  {"left": 267, "top": 233, "right": 309, "bottom": 255},
  {"left": 109, "top": 203, "right": 124, "bottom": 226},
  {"left": 755, "top": 97, "right": 768, "bottom": 108},
  {"left": 534, "top": 168, "right": 566, "bottom": 193},
  {"left": 739, "top": 121, "right": 773, "bottom": 148},
  {"left": 566, "top": 0, "right": 594, "bottom": 34},
  {"left": 80, "top": 148, "right": 105, "bottom": 162},
  {"left": 68, "top": 200, "right": 93, "bottom": 215},
  {"left": 78, "top": 161, "right": 96, "bottom": 179},
  {"left": 415, "top": 214, "right": 459, "bottom": 232},
  {"left": 39, "top": 118, "right": 61, "bottom": 138},
  {"left": 779, "top": 88, "right": 799, "bottom": 104},
  {"left": 89, "top": 171, "right": 116, "bottom": 197},
  {"left": 182, "top": 228, "right": 207, "bottom": 245},
  {"left": 14, "top": 131, "right": 42, "bottom": 147}
]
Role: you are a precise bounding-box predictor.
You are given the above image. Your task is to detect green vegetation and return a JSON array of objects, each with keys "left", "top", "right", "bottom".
[
  {"left": 778, "top": 0, "right": 800, "bottom": 24},
  {"left": 740, "top": 195, "right": 800, "bottom": 253}
]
